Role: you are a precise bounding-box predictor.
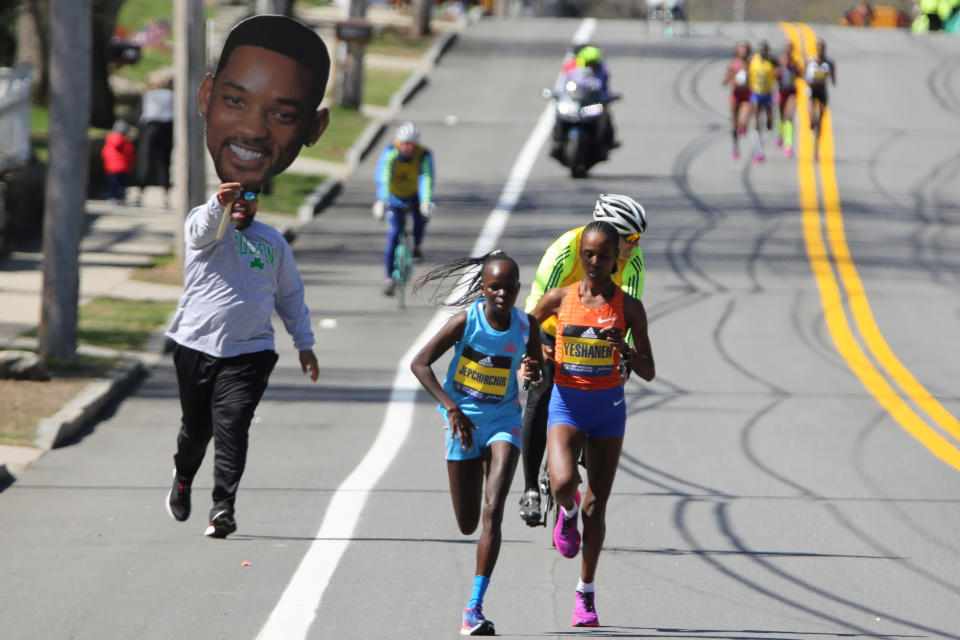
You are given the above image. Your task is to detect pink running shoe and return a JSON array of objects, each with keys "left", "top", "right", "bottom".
[
  {"left": 783, "top": 147, "right": 793, "bottom": 158},
  {"left": 553, "top": 491, "right": 581, "bottom": 558},
  {"left": 775, "top": 136, "right": 783, "bottom": 148},
  {"left": 731, "top": 150, "right": 740, "bottom": 160},
  {"left": 572, "top": 590, "right": 599, "bottom": 627},
  {"left": 752, "top": 153, "right": 766, "bottom": 164}
]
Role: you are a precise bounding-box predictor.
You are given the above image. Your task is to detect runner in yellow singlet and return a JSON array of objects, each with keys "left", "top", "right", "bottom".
[{"left": 747, "top": 40, "right": 777, "bottom": 163}]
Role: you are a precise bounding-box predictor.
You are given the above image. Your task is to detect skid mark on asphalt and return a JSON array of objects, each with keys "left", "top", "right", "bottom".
[{"left": 783, "top": 21, "right": 960, "bottom": 471}]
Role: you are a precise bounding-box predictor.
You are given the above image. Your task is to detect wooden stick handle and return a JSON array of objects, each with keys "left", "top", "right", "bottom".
[{"left": 215, "top": 202, "right": 232, "bottom": 241}]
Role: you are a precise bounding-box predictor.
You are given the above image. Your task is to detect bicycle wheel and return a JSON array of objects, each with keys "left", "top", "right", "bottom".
[
  {"left": 538, "top": 455, "right": 556, "bottom": 533},
  {"left": 392, "top": 229, "right": 414, "bottom": 309}
]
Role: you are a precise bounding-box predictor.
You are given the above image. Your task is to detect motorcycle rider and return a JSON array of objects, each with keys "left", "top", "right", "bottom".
[{"left": 550, "top": 46, "right": 619, "bottom": 160}]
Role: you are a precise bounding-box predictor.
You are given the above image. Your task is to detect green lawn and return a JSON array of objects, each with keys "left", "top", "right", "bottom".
[
  {"left": 116, "top": 0, "right": 173, "bottom": 31},
  {"left": 364, "top": 67, "right": 411, "bottom": 106},
  {"left": 300, "top": 106, "right": 371, "bottom": 163},
  {"left": 76, "top": 297, "right": 178, "bottom": 351},
  {"left": 261, "top": 173, "right": 326, "bottom": 216},
  {"left": 22, "top": 297, "right": 179, "bottom": 352},
  {"left": 367, "top": 28, "right": 435, "bottom": 58}
]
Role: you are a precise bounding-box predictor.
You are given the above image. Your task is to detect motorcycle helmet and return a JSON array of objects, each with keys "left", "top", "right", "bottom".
[{"left": 576, "top": 46, "right": 603, "bottom": 68}]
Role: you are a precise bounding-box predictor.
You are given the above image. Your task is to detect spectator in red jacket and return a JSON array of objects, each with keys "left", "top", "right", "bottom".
[{"left": 101, "top": 119, "right": 136, "bottom": 205}]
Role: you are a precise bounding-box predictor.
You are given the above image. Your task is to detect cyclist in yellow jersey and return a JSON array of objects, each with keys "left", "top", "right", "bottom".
[
  {"left": 518, "top": 194, "right": 647, "bottom": 526},
  {"left": 372, "top": 122, "right": 436, "bottom": 295},
  {"left": 747, "top": 40, "right": 777, "bottom": 163}
]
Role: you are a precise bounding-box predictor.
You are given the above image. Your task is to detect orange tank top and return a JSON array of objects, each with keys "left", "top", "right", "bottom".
[{"left": 554, "top": 283, "right": 625, "bottom": 391}]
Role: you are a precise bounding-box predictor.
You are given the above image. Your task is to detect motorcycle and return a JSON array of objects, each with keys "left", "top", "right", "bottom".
[{"left": 542, "top": 82, "right": 620, "bottom": 178}]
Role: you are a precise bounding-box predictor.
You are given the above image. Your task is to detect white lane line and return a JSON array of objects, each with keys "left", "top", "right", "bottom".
[{"left": 256, "top": 20, "right": 595, "bottom": 640}]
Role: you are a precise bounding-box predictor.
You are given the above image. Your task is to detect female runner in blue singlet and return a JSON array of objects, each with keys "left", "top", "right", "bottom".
[{"left": 411, "top": 250, "right": 545, "bottom": 636}]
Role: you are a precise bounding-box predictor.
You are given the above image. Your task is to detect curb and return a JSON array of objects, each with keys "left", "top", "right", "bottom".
[
  {"left": 33, "top": 358, "right": 146, "bottom": 450},
  {"left": 1, "top": 340, "right": 161, "bottom": 481},
  {"left": 303, "top": 19, "right": 469, "bottom": 220}
]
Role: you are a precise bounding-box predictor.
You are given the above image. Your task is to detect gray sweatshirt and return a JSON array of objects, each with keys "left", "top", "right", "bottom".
[{"left": 166, "top": 193, "right": 315, "bottom": 358}]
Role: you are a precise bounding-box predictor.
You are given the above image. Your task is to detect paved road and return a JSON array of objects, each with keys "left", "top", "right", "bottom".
[{"left": 2, "top": 17, "right": 960, "bottom": 640}]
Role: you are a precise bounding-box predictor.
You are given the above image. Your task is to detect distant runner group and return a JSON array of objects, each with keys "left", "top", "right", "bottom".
[{"left": 724, "top": 36, "right": 836, "bottom": 162}]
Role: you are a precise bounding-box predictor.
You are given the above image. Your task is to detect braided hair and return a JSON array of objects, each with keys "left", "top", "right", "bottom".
[
  {"left": 412, "top": 250, "right": 519, "bottom": 309},
  {"left": 582, "top": 220, "right": 619, "bottom": 247},
  {"left": 581, "top": 220, "right": 620, "bottom": 275}
]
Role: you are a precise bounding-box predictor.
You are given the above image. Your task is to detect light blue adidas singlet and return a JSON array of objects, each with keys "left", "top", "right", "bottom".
[{"left": 439, "top": 299, "right": 529, "bottom": 427}]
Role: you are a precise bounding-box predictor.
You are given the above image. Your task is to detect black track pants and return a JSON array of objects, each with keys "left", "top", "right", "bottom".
[
  {"left": 172, "top": 344, "right": 278, "bottom": 514},
  {"left": 520, "top": 330, "right": 556, "bottom": 492}
]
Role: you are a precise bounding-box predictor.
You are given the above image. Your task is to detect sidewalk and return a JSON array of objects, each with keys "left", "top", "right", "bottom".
[{"left": 0, "top": 6, "right": 478, "bottom": 483}]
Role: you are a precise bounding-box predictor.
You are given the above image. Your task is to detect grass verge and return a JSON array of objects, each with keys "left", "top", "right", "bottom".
[
  {"left": 132, "top": 251, "right": 183, "bottom": 286},
  {"left": 0, "top": 354, "right": 122, "bottom": 446},
  {"left": 364, "top": 67, "right": 411, "bottom": 107},
  {"left": 261, "top": 173, "right": 326, "bottom": 216},
  {"left": 367, "top": 27, "right": 435, "bottom": 58},
  {"left": 300, "top": 105, "right": 371, "bottom": 163},
  {"left": 23, "top": 297, "right": 178, "bottom": 352}
]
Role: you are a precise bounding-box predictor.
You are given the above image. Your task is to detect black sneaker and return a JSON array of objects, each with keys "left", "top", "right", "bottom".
[
  {"left": 383, "top": 278, "right": 396, "bottom": 296},
  {"left": 204, "top": 509, "right": 237, "bottom": 538},
  {"left": 166, "top": 472, "right": 191, "bottom": 522},
  {"left": 413, "top": 247, "right": 424, "bottom": 263},
  {"left": 519, "top": 488, "right": 541, "bottom": 526}
]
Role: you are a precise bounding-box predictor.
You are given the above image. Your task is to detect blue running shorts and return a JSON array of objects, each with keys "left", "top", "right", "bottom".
[
  {"left": 750, "top": 92, "right": 773, "bottom": 106},
  {"left": 444, "top": 415, "right": 521, "bottom": 461},
  {"left": 547, "top": 384, "right": 626, "bottom": 438}
]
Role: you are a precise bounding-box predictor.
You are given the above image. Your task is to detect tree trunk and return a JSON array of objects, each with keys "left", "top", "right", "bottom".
[
  {"left": 411, "top": 0, "right": 432, "bottom": 37},
  {"left": 39, "top": 0, "right": 92, "bottom": 359},
  {"left": 16, "top": 0, "right": 122, "bottom": 125},
  {"left": 15, "top": 0, "right": 50, "bottom": 105},
  {"left": 172, "top": 0, "right": 207, "bottom": 267},
  {"left": 90, "top": 0, "right": 124, "bottom": 129}
]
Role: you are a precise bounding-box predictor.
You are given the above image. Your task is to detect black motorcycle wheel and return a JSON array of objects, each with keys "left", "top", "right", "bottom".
[{"left": 566, "top": 136, "right": 587, "bottom": 178}]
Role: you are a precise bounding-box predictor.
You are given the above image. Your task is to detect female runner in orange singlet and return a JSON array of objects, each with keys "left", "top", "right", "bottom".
[{"left": 530, "top": 220, "right": 655, "bottom": 627}]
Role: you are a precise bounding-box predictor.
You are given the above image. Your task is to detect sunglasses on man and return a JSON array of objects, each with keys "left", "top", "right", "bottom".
[{"left": 622, "top": 232, "right": 641, "bottom": 244}]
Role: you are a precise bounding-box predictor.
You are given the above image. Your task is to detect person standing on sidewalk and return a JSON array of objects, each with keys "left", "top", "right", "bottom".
[
  {"left": 101, "top": 119, "right": 136, "bottom": 205},
  {"left": 164, "top": 15, "right": 330, "bottom": 539},
  {"left": 372, "top": 121, "right": 436, "bottom": 296},
  {"left": 134, "top": 78, "right": 174, "bottom": 207}
]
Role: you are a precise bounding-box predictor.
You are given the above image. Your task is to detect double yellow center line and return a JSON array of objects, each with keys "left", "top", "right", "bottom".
[{"left": 781, "top": 22, "right": 960, "bottom": 470}]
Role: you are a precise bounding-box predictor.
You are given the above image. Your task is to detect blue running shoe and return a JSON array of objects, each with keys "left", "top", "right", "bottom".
[{"left": 461, "top": 605, "right": 495, "bottom": 636}]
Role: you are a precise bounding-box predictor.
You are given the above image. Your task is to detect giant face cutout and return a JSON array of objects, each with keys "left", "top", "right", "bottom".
[{"left": 198, "top": 45, "right": 328, "bottom": 188}]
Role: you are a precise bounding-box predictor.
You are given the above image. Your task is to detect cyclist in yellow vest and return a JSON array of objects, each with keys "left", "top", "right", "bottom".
[
  {"left": 373, "top": 121, "right": 436, "bottom": 296},
  {"left": 518, "top": 194, "right": 647, "bottom": 526},
  {"left": 747, "top": 40, "right": 777, "bottom": 163}
]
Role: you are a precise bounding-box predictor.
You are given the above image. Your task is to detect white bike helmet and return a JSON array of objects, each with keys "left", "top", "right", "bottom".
[
  {"left": 395, "top": 121, "right": 420, "bottom": 143},
  {"left": 592, "top": 194, "right": 647, "bottom": 236}
]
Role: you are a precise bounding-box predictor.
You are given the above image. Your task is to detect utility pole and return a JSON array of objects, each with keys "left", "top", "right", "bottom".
[
  {"left": 256, "top": 0, "right": 293, "bottom": 15},
  {"left": 38, "top": 0, "right": 91, "bottom": 359},
  {"left": 173, "top": 0, "right": 207, "bottom": 265},
  {"left": 411, "top": 0, "right": 431, "bottom": 36},
  {"left": 336, "top": 0, "right": 372, "bottom": 110}
]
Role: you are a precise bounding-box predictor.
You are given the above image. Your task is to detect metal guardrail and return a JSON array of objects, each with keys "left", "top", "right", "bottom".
[{"left": 0, "top": 65, "right": 32, "bottom": 174}]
